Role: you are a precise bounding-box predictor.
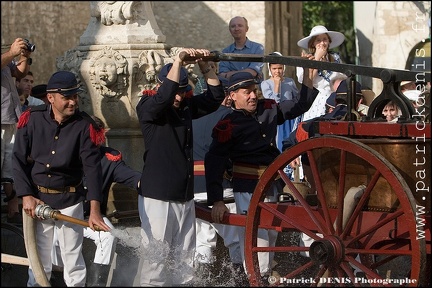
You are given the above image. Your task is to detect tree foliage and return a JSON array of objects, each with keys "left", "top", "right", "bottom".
[{"left": 303, "top": 1, "right": 355, "bottom": 64}]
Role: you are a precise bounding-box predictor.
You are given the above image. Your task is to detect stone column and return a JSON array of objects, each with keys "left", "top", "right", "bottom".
[{"left": 56, "top": 1, "right": 197, "bottom": 213}]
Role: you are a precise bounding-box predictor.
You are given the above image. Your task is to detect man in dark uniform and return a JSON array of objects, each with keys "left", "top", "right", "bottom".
[
  {"left": 13, "top": 71, "right": 110, "bottom": 287},
  {"left": 205, "top": 66, "right": 318, "bottom": 278},
  {"left": 135, "top": 48, "right": 225, "bottom": 286}
]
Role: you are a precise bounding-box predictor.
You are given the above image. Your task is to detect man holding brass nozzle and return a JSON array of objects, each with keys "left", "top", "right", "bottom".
[{"left": 12, "top": 70, "right": 111, "bottom": 287}]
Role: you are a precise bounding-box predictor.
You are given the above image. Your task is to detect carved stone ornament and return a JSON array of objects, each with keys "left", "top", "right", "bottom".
[
  {"left": 89, "top": 47, "right": 128, "bottom": 100},
  {"left": 135, "top": 47, "right": 199, "bottom": 94},
  {"left": 91, "top": 1, "right": 134, "bottom": 26}
]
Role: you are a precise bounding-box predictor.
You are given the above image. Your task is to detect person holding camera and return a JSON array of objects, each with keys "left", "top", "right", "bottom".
[{"left": 1, "top": 37, "right": 33, "bottom": 224}]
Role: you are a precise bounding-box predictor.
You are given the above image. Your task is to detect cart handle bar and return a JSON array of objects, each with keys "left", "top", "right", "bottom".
[{"left": 179, "top": 51, "right": 430, "bottom": 83}]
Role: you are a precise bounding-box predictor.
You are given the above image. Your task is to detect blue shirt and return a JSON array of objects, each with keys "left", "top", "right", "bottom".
[{"left": 219, "top": 38, "right": 264, "bottom": 76}]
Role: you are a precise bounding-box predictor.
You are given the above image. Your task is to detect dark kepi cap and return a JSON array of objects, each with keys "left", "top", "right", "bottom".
[
  {"left": 334, "top": 80, "right": 362, "bottom": 104},
  {"left": 31, "top": 84, "right": 47, "bottom": 99},
  {"left": 336, "top": 80, "right": 362, "bottom": 96},
  {"left": 157, "top": 63, "right": 189, "bottom": 92},
  {"left": 325, "top": 93, "right": 336, "bottom": 109},
  {"left": 227, "top": 72, "right": 257, "bottom": 92},
  {"left": 46, "top": 71, "right": 82, "bottom": 96},
  {"left": 218, "top": 76, "right": 229, "bottom": 92}
]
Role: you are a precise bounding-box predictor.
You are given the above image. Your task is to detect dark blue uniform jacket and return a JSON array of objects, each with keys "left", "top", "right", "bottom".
[
  {"left": 205, "top": 84, "right": 318, "bottom": 205},
  {"left": 84, "top": 146, "right": 141, "bottom": 216},
  {"left": 192, "top": 105, "right": 232, "bottom": 193},
  {"left": 136, "top": 78, "right": 225, "bottom": 202},
  {"left": 13, "top": 105, "right": 103, "bottom": 210}
]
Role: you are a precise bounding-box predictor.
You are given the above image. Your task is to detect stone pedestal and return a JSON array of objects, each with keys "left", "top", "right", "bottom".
[{"left": 55, "top": 1, "right": 195, "bottom": 213}]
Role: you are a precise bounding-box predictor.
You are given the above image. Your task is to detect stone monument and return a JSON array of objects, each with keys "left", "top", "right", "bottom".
[{"left": 56, "top": 1, "right": 197, "bottom": 214}]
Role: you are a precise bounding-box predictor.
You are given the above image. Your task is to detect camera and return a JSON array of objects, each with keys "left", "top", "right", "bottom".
[{"left": 24, "top": 38, "right": 35, "bottom": 52}]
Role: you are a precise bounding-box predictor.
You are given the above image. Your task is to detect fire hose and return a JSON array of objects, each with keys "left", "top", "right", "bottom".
[
  {"left": 21, "top": 204, "right": 103, "bottom": 286},
  {"left": 22, "top": 209, "right": 51, "bottom": 287}
]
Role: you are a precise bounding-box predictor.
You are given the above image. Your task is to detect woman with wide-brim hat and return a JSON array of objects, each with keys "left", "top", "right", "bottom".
[{"left": 296, "top": 25, "right": 345, "bottom": 122}]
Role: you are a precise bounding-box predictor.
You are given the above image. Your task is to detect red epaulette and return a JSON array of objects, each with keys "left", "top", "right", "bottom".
[
  {"left": 90, "top": 125, "right": 106, "bottom": 146},
  {"left": 105, "top": 151, "right": 122, "bottom": 162},
  {"left": 185, "top": 89, "right": 193, "bottom": 99},
  {"left": 17, "top": 109, "right": 31, "bottom": 129},
  {"left": 141, "top": 89, "right": 157, "bottom": 97},
  {"left": 263, "top": 99, "right": 276, "bottom": 109},
  {"left": 295, "top": 122, "right": 309, "bottom": 143},
  {"left": 213, "top": 119, "right": 234, "bottom": 143}
]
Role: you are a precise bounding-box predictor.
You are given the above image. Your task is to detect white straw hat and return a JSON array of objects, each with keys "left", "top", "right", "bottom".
[{"left": 297, "top": 25, "right": 345, "bottom": 49}]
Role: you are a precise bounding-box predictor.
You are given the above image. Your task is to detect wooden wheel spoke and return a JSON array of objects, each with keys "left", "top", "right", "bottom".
[
  {"left": 258, "top": 200, "right": 320, "bottom": 240},
  {"left": 346, "top": 209, "right": 404, "bottom": 246},
  {"left": 347, "top": 247, "right": 413, "bottom": 256},
  {"left": 335, "top": 150, "right": 348, "bottom": 235},
  {"left": 341, "top": 169, "right": 381, "bottom": 239},
  {"left": 344, "top": 254, "right": 384, "bottom": 281},
  {"left": 283, "top": 260, "right": 317, "bottom": 280},
  {"left": 307, "top": 150, "right": 334, "bottom": 235},
  {"left": 279, "top": 172, "right": 327, "bottom": 236}
]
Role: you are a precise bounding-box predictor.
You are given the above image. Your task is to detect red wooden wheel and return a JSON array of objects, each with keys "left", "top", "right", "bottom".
[{"left": 244, "top": 135, "right": 425, "bottom": 287}]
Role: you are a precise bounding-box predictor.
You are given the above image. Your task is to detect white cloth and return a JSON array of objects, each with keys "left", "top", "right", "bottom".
[
  {"left": 84, "top": 217, "right": 116, "bottom": 265},
  {"left": 234, "top": 187, "right": 279, "bottom": 276},
  {"left": 138, "top": 196, "right": 196, "bottom": 286},
  {"left": 27, "top": 96, "right": 45, "bottom": 106},
  {"left": 194, "top": 188, "right": 242, "bottom": 264},
  {"left": 52, "top": 216, "right": 116, "bottom": 266},
  {"left": 296, "top": 67, "right": 335, "bottom": 121},
  {"left": 1, "top": 124, "right": 16, "bottom": 179},
  {"left": 28, "top": 203, "right": 86, "bottom": 287}
]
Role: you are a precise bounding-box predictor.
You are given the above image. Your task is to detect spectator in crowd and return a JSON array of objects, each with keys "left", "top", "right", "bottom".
[
  {"left": 400, "top": 80, "right": 424, "bottom": 109},
  {"left": 13, "top": 70, "right": 110, "bottom": 286},
  {"left": 31, "top": 84, "right": 49, "bottom": 105},
  {"left": 260, "top": 51, "right": 304, "bottom": 181},
  {"left": 1, "top": 37, "right": 32, "bottom": 224},
  {"left": 400, "top": 80, "right": 416, "bottom": 92},
  {"left": 382, "top": 100, "right": 401, "bottom": 122},
  {"left": 16, "top": 71, "right": 44, "bottom": 111},
  {"left": 296, "top": 25, "right": 345, "bottom": 122},
  {"left": 218, "top": 16, "right": 265, "bottom": 82},
  {"left": 205, "top": 64, "right": 318, "bottom": 279},
  {"left": 135, "top": 48, "right": 225, "bottom": 286},
  {"left": 261, "top": 51, "right": 303, "bottom": 151},
  {"left": 50, "top": 115, "right": 141, "bottom": 287}
]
